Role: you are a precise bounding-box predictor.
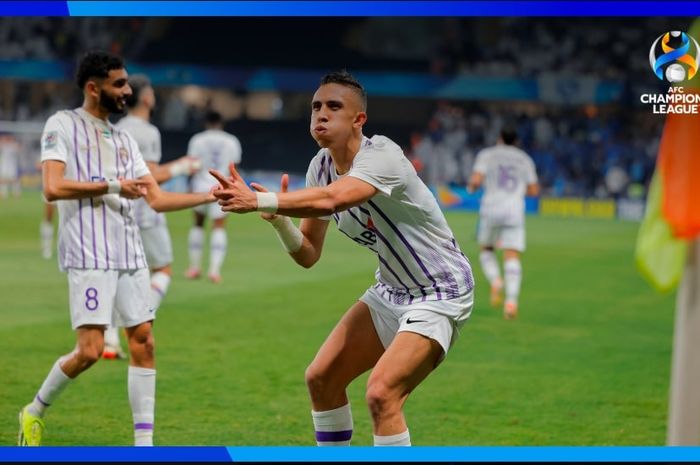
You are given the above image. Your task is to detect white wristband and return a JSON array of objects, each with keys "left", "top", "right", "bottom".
[
  {"left": 270, "top": 216, "right": 303, "bottom": 253},
  {"left": 107, "top": 179, "right": 121, "bottom": 194},
  {"left": 256, "top": 192, "right": 279, "bottom": 214}
]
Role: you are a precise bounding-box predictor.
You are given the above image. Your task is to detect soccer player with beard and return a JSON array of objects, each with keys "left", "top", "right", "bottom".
[
  {"left": 100, "top": 74, "right": 201, "bottom": 360},
  {"left": 18, "top": 51, "right": 215, "bottom": 446}
]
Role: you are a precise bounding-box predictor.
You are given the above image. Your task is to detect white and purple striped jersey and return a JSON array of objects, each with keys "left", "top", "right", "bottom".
[
  {"left": 115, "top": 115, "right": 166, "bottom": 230},
  {"left": 472, "top": 144, "right": 537, "bottom": 226},
  {"left": 41, "top": 108, "right": 150, "bottom": 271},
  {"left": 187, "top": 129, "right": 242, "bottom": 194},
  {"left": 306, "top": 135, "right": 474, "bottom": 305}
]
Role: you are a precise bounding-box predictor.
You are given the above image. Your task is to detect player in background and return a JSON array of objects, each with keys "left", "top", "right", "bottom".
[
  {"left": 468, "top": 125, "right": 539, "bottom": 320},
  {"left": 40, "top": 201, "right": 55, "bottom": 260},
  {"left": 18, "top": 51, "right": 215, "bottom": 447},
  {"left": 210, "top": 71, "right": 474, "bottom": 446},
  {"left": 185, "top": 111, "right": 242, "bottom": 283},
  {"left": 0, "top": 134, "right": 22, "bottom": 199},
  {"left": 101, "top": 74, "right": 201, "bottom": 359}
]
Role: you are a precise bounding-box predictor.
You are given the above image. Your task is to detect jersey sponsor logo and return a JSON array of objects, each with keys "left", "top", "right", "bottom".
[
  {"left": 43, "top": 131, "right": 57, "bottom": 150},
  {"left": 101, "top": 129, "right": 112, "bottom": 140},
  {"left": 352, "top": 229, "right": 377, "bottom": 247},
  {"left": 406, "top": 317, "right": 427, "bottom": 324}
]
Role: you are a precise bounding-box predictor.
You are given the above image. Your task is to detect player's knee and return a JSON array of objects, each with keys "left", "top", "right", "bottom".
[
  {"left": 365, "top": 379, "right": 398, "bottom": 418},
  {"left": 76, "top": 345, "right": 102, "bottom": 366},
  {"left": 304, "top": 363, "right": 330, "bottom": 396},
  {"left": 128, "top": 326, "right": 155, "bottom": 358},
  {"left": 132, "top": 333, "right": 155, "bottom": 358}
]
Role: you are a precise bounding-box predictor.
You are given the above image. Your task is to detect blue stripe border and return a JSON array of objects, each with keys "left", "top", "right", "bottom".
[
  {"left": 3, "top": 446, "right": 700, "bottom": 462},
  {"left": 224, "top": 447, "right": 700, "bottom": 462},
  {"left": 1, "top": 1, "right": 699, "bottom": 17}
]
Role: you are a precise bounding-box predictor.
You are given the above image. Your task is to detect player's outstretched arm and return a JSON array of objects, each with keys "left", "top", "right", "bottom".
[
  {"left": 210, "top": 163, "right": 378, "bottom": 218},
  {"left": 146, "top": 156, "right": 201, "bottom": 185},
  {"left": 42, "top": 160, "right": 147, "bottom": 201},
  {"left": 250, "top": 174, "right": 329, "bottom": 268},
  {"left": 141, "top": 173, "right": 215, "bottom": 212}
]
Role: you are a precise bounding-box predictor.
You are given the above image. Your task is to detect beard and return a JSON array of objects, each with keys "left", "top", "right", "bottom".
[{"left": 99, "top": 91, "right": 124, "bottom": 114}]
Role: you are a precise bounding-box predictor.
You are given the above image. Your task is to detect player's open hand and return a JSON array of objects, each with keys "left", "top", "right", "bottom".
[
  {"left": 119, "top": 178, "right": 148, "bottom": 199},
  {"left": 250, "top": 174, "right": 288, "bottom": 221},
  {"left": 209, "top": 163, "right": 257, "bottom": 213}
]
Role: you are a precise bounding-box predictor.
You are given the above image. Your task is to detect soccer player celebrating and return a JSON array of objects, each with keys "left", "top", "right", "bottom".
[
  {"left": 468, "top": 125, "right": 539, "bottom": 319},
  {"left": 101, "top": 74, "right": 201, "bottom": 360},
  {"left": 18, "top": 51, "right": 215, "bottom": 446},
  {"left": 185, "top": 111, "right": 242, "bottom": 283},
  {"left": 211, "top": 71, "right": 474, "bottom": 446}
]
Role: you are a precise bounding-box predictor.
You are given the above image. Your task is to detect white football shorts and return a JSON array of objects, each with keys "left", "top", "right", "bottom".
[
  {"left": 68, "top": 268, "right": 154, "bottom": 330},
  {"left": 140, "top": 225, "right": 174, "bottom": 269},
  {"left": 360, "top": 284, "right": 474, "bottom": 358},
  {"left": 477, "top": 217, "right": 526, "bottom": 252},
  {"left": 194, "top": 202, "right": 227, "bottom": 220}
]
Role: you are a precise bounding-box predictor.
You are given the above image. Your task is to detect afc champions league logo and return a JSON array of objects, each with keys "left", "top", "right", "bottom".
[{"left": 649, "top": 31, "right": 699, "bottom": 83}]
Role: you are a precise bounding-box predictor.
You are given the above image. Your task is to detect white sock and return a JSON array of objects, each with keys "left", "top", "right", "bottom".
[
  {"left": 104, "top": 326, "right": 121, "bottom": 348},
  {"left": 188, "top": 226, "right": 204, "bottom": 271},
  {"left": 150, "top": 271, "right": 171, "bottom": 311},
  {"left": 29, "top": 359, "right": 72, "bottom": 418},
  {"left": 479, "top": 250, "right": 502, "bottom": 287},
  {"left": 128, "top": 366, "right": 156, "bottom": 446},
  {"left": 504, "top": 258, "right": 522, "bottom": 305},
  {"left": 374, "top": 429, "right": 411, "bottom": 446},
  {"left": 40, "top": 221, "right": 53, "bottom": 259},
  {"left": 208, "top": 228, "right": 227, "bottom": 276},
  {"left": 311, "top": 404, "right": 353, "bottom": 446}
]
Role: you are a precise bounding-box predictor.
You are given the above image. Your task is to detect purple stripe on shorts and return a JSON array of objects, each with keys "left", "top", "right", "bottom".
[
  {"left": 368, "top": 200, "right": 441, "bottom": 298},
  {"left": 35, "top": 395, "right": 50, "bottom": 407},
  {"left": 134, "top": 423, "right": 154, "bottom": 431},
  {"left": 315, "top": 429, "right": 352, "bottom": 442},
  {"left": 69, "top": 113, "right": 86, "bottom": 268}
]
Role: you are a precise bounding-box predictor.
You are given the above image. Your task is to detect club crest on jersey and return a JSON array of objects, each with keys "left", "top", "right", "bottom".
[
  {"left": 43, "top": 131, "right": 57, "bottom": 150},
  {"left": 119, "top": 147, "right": 129, "bottom": 161}
]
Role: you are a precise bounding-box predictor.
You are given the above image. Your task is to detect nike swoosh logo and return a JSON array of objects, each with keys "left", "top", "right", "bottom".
[{"left": 406, "top": 318, "right": 427, "bottom": 324}]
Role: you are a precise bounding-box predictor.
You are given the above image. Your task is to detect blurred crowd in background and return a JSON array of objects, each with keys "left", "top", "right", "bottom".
[{"left": 0, "top": 17, "right": 682, "bottom": 199}]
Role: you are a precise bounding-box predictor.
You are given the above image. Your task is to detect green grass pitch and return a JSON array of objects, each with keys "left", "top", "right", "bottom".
[{"left": 0, "top": 192, "right": 675, "bottom": 445}]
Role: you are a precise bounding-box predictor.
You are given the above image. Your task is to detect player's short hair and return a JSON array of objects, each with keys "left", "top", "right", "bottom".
[
  {"left": 500, "top": 124, "right": 519, "bottom": 145},
  {"left": 320, "top": 70, "right": 367, "bottom": 111},
  {"left": 125, "top": 74, "right": 151, "bottom": 108},
  {"left": 75, "top": 51, "right": 125, "bottom": 90},
  {"left": 205, "top": 110, "right": 223, "bottom": 126}
]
